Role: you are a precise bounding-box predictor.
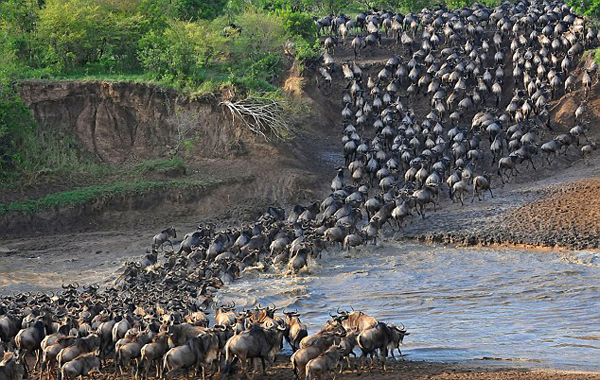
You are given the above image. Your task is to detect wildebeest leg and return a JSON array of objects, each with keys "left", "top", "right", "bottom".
[
  {"left": 20, "top": 352, "right": 29, "bottom": 376},
  {"left": 241, "top": 355, "right": 252, "bottom": 380},
  {"left": 529, "top": 158, "right": 536, "bottom": 170},
  {"left": 488, "top": 188, "right": 494, "bottom": 198},
  {"left": 34, "top": 349, "right": 42, "bottom": 371}
]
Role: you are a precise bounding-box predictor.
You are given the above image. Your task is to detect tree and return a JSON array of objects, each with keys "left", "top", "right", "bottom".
[{"left": 138, "top": 19, "right": 227, "bottom": 83}]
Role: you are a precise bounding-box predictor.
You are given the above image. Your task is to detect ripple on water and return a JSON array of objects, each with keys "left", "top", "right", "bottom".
[{"left": 218, "top": 242, "right": 600, "bottom": 371}]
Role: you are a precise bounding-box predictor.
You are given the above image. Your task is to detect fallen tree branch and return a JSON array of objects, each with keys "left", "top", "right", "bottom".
[{"left": 220, "top": 97, "right": 291, "bottom": 141}]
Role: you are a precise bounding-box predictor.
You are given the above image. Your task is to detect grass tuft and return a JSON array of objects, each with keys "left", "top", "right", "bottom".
[
  {"left": 135, "top": 158, "right": 186, "bottom": 175},
  {"left": 0, "top": 178, "right": 225, "bottom": 216}
]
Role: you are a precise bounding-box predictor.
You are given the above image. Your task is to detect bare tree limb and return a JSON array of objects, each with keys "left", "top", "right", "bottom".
[{"left": 220, "top": 96, "right": 291, "bottom": 141}]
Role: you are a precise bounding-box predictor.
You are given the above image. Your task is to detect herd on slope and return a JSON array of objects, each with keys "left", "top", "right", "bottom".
[{"left": 1, "top": 0, "right": 600, "bottom": 379}]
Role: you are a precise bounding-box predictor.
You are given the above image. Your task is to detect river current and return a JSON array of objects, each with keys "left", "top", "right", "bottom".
[
  {"left": 216, "top": 242, "right": 600, "bottom": 371},
  {"left": 2, "top": 241, "right": 599, "bottom": 370}
]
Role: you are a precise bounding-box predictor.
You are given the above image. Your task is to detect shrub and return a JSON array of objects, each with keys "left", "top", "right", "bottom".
[
  {"left": 232, "top": 11, "right": 287, "bottom": 61},
  {"left": 138, "top": 19, "right": 227, "bottom": 86},
  {"left": 0, "top": 86, "right": 36, "bottom": 174}
]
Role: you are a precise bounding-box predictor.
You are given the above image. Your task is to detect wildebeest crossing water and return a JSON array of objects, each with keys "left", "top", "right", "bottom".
[{"left": 217, "top": 242, "right": 600, "bottom": 371}]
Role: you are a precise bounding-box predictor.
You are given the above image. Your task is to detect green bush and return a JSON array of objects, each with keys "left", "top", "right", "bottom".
[
  {"left": 138, "top": 19, "right": 227, "bottom": 86},
  {"left": 567, "top": 0, "right": 600, "bottom": 17},
  {"left": 294, "top": 37, "right": 321, "bottom": 63},
  {"left": 276, "top": 9, "right": 317, "bottom": 41},
  {"left": 0, "top": 178, "right": 222, "bottom": 215},
  {"left": 0, "top": 86, "right": 36, "bottom": 174},
  {"left": 232, "top": 11, "right": 287, "bottom": 60}
]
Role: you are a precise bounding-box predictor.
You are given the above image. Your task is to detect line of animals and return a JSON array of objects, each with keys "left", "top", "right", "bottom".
[{"left": 2, "top": 0, "right": 600, "bottom": 379}]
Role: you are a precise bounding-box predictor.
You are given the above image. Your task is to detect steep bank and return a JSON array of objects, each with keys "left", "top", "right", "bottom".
[{"left": 0, "top": 79, "right": 339, "bottom": 237}]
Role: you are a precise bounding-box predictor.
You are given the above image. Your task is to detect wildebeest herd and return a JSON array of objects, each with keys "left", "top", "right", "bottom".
[{"left": 1, "top": 0, "right": 599, "bottom": 379}]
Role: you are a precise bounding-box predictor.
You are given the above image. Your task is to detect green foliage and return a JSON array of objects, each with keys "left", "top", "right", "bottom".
[
  {"left": 36, "top": 0, "right": 148, "bottom": 71},
  {"left": 138, "top": 19, "right": 228, "bottom": 85},
  {"left": 135, "top": 158, "right": 186, "bottom": 174},
  {"left": 173, "top": 0, "right": 229, "bottom": 20},
  {"left": 0, "top": 178, "right": 222, "bottom": 215},
  {"left": 0, "top": 86, "right": 107, "bottom": 185},
  {"left": 567, "top": 0, "right": 600, "bottom": 17},
  {"left": 294, "top": 37, "right": 321, "bottom": 63},
  {"left": 232, "top": 11, "right": 288, "bottom": 60},
  {"left": 0, "top": 86, "right": 36, "bottom": 174},
  {"left": 276, "top": 9, "right": 317, "bottom": 41}
]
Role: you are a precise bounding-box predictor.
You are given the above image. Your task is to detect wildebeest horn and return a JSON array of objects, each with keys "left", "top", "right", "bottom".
[
  {"left": 62, "top": 284, "right": 68, "bottom": 289},
  {"left": 350, "top": 306, "right": 354, "bottom": 311}
]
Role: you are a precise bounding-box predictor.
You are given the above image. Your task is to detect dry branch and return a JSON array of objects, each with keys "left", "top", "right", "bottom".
[{"left": 220, "top": 97, "right": 291, "bottom": 141}]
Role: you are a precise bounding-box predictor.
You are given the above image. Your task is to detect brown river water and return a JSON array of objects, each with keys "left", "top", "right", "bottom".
[
  {"left": 217, "top": 243, "right": 600, "bottom": 371},
  {"left": 1, "top": 241, "right": 599, "bottom": 371}
]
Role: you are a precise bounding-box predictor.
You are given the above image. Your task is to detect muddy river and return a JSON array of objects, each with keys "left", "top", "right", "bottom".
[
  {"left": 1, "top": 241, "right": 599, "bottom": 371},
  {"left": 217, "top": 243, "right": 600, "bottom": 371}
]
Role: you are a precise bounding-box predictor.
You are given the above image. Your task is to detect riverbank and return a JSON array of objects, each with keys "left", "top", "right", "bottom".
[
  {"left": 403, "top": 168, "right": 600, "bottom": 251},
  {"left": 253, "top": 359, "right": 600, "bottom": 380},
  {"left": 23, "top": 356, "right": 600, "bottom": 380}
]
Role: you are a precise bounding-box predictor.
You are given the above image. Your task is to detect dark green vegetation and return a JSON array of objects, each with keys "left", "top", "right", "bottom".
[
  {"left": 0, "top": 178, "right": 227, "bottom": 215},
  {"left": 0, "top": 0, "right": 323, "bottom": 92},
  {"left": 0, "top": 87, "right": 107, "bottom": 185}
]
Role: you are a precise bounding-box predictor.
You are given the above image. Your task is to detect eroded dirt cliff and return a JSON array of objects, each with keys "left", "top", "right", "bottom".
[{"left": 17, "top": 81, "right": 246, "bottom": 164}]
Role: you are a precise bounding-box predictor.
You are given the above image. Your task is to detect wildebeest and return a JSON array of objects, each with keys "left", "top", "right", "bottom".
[
  {"left": 223, "top": 323, "right": 286, "bottom": 379},
  {"left": 58, "top": 352, "right": 101, "bottom": 380},
  {"left": 283, "top": 310, "right": 308, "bottom": 352},
  {"left": 0, "top": 352, "right": 25, "bottom": 380},
  {"left": 305, "top": 345, "right": 344, "bottom": 380},
  {"left": 357, "top": 322, "right": 393, "bottom": 370},
  {"left": 161, "top": 336, "right": 204, "bottom": 379},
  {"left": 152, "top": 227, "right": 177, "bottom": 251},
  {"left": 471, "top": 174, "right": 493, "bottom": 202}
]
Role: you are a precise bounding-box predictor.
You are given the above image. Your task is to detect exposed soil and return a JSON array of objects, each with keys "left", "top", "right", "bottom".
[
  {"left": 21, "top": 356, "right": 600, "bottom": 380},
  {"left": 1, "top": 70, "right": 341, "bottom": 237}
]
